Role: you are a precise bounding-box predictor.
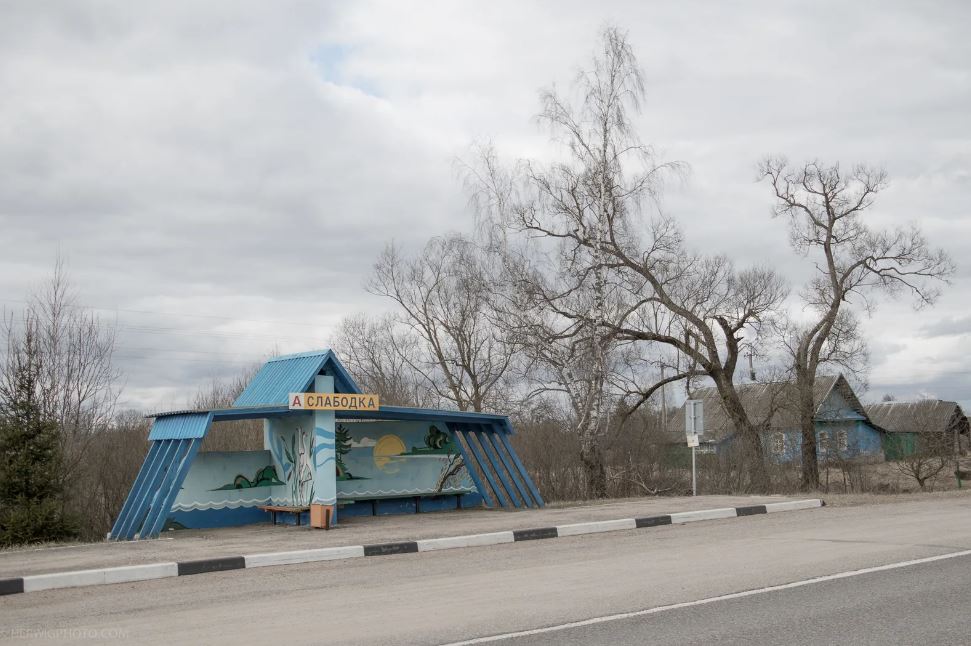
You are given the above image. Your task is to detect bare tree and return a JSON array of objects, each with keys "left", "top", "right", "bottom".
[
  {"left": 331, "top": 312, "right": 437, "bottom": 407},
  {"left": 495, "top": 249, "right": 628, "bottom": 497},
  {"left": 192, "top": 362, "right": 264, "bottom": 452},
  {"left": 367, "top": 234, "right": 517, "bottom": 412},
  {"left": 896, "top": 433, "right": 951, "bottom": 490},
  {"left": 85, "top": 410, "right": 150, "bottom": 538},
  {"left": 471, "top": 28, "right": 786, "bottom": 490},
  {"left": 1, "top": 260, "right": 123, "bottom": 538},
  {"left": 760, "top": 158, "right": 955, "bottom": 490},
  {"left": 2, "top": 261, "right": 120, "bottom": 495}
]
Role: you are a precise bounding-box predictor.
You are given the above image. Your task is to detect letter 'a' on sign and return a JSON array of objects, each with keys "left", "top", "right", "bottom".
[{"left": 288, "top": 393, "right": 380, "bottom": 412}]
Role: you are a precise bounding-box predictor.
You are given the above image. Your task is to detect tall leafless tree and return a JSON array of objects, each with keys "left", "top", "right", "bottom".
[
  {"left": 331, "top": 312, "right": 437, "bottom": 407},
  {"left": 192, "top": 362, "right": 264, "bottom": 452},
  {"left": 494, "top": 249, "right": 628, "bottom": 497},
  {"left": 471, "top": 28, "right": 786, "bottom": 489},
  {"left": 367, "top": 234, "right": 517, "bottom": 412},
  {"left": 1, "top": 260, "right": 122, "bottom": 534},
  {"left": 760, "top": 158, "right": 955, "bottom": 490},
  {"left": 2, "top": 260, "right": 120, "bottom": 490}
]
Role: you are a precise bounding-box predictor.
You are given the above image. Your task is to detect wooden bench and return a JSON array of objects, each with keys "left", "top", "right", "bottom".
[{"left": 258, "top": 505, "right": 310, "bottom": 526}]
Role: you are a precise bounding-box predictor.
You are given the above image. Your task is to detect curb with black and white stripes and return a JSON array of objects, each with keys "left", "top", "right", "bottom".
[{"left": 0, "top": 499, "right": 823, "bottom": 596}]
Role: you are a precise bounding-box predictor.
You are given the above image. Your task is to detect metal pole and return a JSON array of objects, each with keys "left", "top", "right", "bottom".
[{"left": 691, "top": 445, "right": 697, "bottom": 496}]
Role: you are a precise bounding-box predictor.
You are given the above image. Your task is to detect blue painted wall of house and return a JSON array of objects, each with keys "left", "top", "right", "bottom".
[
  {"left": 706, "top": 387, "right": 886, "bottom": 464},
  {"left": 762, "top": 420, "right": 884, "bottom": 464}
]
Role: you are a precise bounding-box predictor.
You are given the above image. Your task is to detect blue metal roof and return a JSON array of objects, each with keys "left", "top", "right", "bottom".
[
  {"left": 232, "top": 349, "right": 361, "bottom": 408},
  {"left": 147, "top": 412, "right": 213, "bottom": 440}
]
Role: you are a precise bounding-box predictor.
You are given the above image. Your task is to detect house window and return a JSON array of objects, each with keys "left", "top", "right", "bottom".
[
  {"left": 772, "top": 433, "right": 784, "bottom": 454},
  {"left": 837, "top": 430, "right": 849, "bottom": 451},
  {"left": 818, "top": 430, "right": 829, "bottom": 449}
]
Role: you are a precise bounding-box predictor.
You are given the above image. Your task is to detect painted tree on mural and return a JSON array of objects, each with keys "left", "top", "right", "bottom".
[{"left": 335, "top": 424, "right": 353, "bottom": 480}]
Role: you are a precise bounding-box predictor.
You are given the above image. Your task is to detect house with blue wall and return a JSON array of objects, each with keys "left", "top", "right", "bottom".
[
  {"left": 109, "top": 349, "right": 543, "bottom": 541},
  {"left": 672, "top": 375, "right": 885, "bottom": 464}
]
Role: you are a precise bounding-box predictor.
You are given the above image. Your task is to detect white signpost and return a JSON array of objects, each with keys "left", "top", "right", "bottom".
[{"left": 685, "top": 399, "right": 704, "bottom": 496}]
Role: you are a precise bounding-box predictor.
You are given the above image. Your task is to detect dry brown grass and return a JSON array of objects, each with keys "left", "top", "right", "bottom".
[{"left": 821, "top": 488, "right": 971, "bottom": 507}]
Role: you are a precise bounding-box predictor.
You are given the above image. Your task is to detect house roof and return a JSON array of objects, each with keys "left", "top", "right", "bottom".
[
  {"left": 668, "top": 374, "right": 871, "bottom": 442},
  {"left": 232, "top": 349, "right": 361, "bottom": 407},
  {"left": 865, "top": 400, "right": 969, "bottom": 435}
]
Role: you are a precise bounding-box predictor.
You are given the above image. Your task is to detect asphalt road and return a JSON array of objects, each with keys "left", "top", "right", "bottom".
[
  {"left": 3, "top": 497, "right": 971, "bottom": 645},
  {"left": 474, "top": 552, "right": 971, "bottom": 645}
]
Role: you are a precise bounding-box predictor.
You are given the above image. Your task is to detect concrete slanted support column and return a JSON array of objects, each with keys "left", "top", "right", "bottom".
[{"left": 310, "top": 375, "right": 337, "bottom": 529}]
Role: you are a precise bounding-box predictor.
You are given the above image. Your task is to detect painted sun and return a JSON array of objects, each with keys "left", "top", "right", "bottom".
[{"left": 372, "top": 434, "right": 406, "bottom": 472}]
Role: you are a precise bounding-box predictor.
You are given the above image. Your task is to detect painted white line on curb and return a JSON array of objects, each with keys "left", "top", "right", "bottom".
[
  {"left": 765, "top": 499, "right": 823, "bottom": 513},
  {"left": 244, "top": 545, "right": 365, "bottom": 568},
  {"left": 669, "top": 507, "right": 737, "bottom": 524},
  {"left": 103, "top": 562, "right": 178, "bottom": 584},
  {"left": 418, "top": 531, "right": 515, "bottom": 552},
  {"left": 9, "top": 499, "right": 827, "bottom": 594},
  {"left": 22, "top": 562, "right": 177, "bottom": 592},
  {"left": 556, "top": 518, "right": 637, "bottom": 537},
  {"left": 441, "top": 548, "right": 971, "bottom": 645}
]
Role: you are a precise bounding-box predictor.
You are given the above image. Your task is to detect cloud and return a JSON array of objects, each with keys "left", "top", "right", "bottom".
[
  {"left": 921, "top": 316, "right": 971, "bottom": 338},
  {"left": 1, "top": 1, "right": 968, "bottom": 410}
]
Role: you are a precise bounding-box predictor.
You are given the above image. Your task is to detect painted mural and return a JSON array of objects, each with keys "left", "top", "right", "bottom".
[
  {"left": 311, "top": 416, "right": 337, "bottom": 506},
  {"left": 265, "top": 415, "right": 316, "bottom": 506},
  {"left": 171, "top": 450, "right": 287, "bottom": 512},
  {"left": 211, "top": 465, "right": 283, "bottom": 490},
  {"left": 171, "top": 418, "right": 475, "bottom": 520},
  {"left": 335, "top": 421, "right": 475, "bottom": 498}
]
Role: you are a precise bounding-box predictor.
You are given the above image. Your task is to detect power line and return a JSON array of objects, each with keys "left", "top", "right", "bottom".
[
  {"left": 0, "top": 316, "right": 330, "bottom": 344},
  {"left": 111, "top": 353, "right": 258, "bottom": 366},
  {"left": 0, "top": 297, "right": 337, "bottom": 330}
]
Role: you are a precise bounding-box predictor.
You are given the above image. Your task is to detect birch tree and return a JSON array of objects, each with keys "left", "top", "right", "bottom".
[
  {"left": 473, "top": 28, "right": 786, "bottom": 489},
  {"left": 495, "top": 249, "right": 627, "bottom": 497},
  {"left": 760, "top": 158, "right": 955, "bottom": 489}
]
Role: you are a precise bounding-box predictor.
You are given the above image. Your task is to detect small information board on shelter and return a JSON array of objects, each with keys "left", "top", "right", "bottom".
[{"left": 289, "top": 392, "right": 380, "bottom": 412}]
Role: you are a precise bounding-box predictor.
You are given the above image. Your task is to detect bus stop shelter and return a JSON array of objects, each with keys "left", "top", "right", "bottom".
[{"left": 110, "top": 350, "right": 543, "bottom": 540}]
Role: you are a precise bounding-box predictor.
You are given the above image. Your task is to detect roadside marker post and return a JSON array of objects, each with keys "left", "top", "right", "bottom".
[{"left": 685, "top": 400, "right": 704, "bottom": 496}]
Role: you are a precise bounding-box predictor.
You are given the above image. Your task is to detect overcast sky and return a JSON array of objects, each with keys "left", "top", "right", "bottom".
[{"left": 1, "top": 1, "right": 969, "bottom": 412}]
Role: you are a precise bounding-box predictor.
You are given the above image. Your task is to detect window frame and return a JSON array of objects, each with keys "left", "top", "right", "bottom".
[{"left": 837, "top": 429, "right": 849, "bottom": 451}]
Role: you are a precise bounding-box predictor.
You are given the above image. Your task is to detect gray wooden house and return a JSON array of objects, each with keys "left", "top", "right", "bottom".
[
  {"left": 865, "top": 400, "right": 969, "bottom": 460},
  {"left": 670, "top": 375, "right": 885, "bottom": 463}
]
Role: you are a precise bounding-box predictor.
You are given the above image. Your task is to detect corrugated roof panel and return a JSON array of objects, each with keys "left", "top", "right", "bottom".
[
  {"left": 666, "top": 374, "right": 872, "bottom": 441},
  {"left": 147, "top": 412, "right": 213, "bottom": 441},
  {"left": 232, "top": 349, "right": 362, "bottom": 408},
  {"left": 866, "top": 400, "right": 965, "bottom": 434}
]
